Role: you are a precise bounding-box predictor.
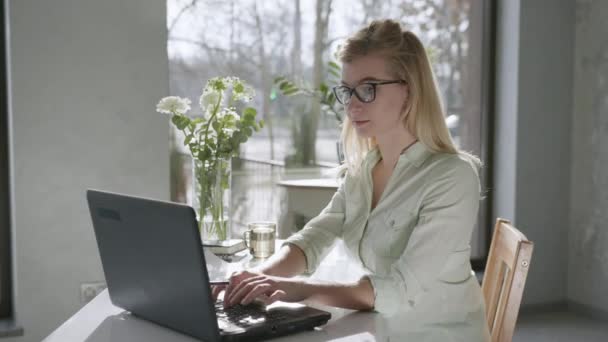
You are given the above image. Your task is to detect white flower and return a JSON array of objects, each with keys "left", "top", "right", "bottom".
[
  {"left": 233, "top": 86, "right": 255, "bottom": 102},
  {"left": 156, "top": 96, "right": 191, "bottom": 115},
  {"left": 157, "top": 76, "right": 258, "bottom": 159},
  {"left": 217, "top": 107, "right": 240, "bottom": 121},
  {"left": 199, "top": 90, "right": 221, "bottom": 115},
  {"left": 229, "top": 77, "right": 255, "bottom": 102},
  {"left": 204, "top": 77, "right": 227, "bottom": 93},
  {"left": 223, "top": 127, "right": 236, "bottom": 137}
]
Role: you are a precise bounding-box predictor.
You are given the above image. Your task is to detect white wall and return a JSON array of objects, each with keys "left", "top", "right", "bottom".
[
  {"left": 495, "top": 0, "right": 608, "bottom": 316},
  {"left": 6, "top": 1, "right": 169, "bottom": 341},
  {"left": 568, "top": 0, "right": 608, "bottom": 316},
  {"left": 494, "top": 0, "right": 574, "bottom": 306},
  {"left": 515, "top": 0, "right": 574, "bottom": 306}
]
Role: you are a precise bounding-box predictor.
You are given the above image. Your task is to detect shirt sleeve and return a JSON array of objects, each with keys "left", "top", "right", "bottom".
[
  {"left": 367, "top": 157, "right": 481, "bottom": 316},
  {"left": 282, "top": 177, "right": 347, "bottom": 274}
]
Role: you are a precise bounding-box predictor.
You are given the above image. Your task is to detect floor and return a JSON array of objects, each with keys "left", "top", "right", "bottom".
[{"left": 513, "top": 310, "right": 608, "bottom": 342}]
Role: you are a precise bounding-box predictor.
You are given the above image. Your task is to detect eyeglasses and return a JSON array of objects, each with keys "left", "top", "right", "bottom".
[{"left": 332, "top": 80, "right": 406, "bottom": 106}]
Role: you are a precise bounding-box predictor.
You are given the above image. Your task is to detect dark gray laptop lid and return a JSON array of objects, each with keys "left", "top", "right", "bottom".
[{"left": 86, "top": 189, "right": 221, "bottom": 342}]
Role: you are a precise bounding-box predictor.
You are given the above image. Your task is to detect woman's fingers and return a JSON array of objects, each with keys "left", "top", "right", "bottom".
[
  {"left": 223, "top": 271, "right": 254, "bottom": 305},
  {"left": 240, "top": 283, "right": 273, "bottom": 305},
  {"left": 222, "top": 272, "right": 290, "bottom": 308},
  {"left": 226, "top": 276, "right": 268, "bottom": 306},
  {"left": 211, "top": 285, "right": 226, "bottom": 301},
  {"left": 267, "top": 289, "right": 287, "bottom": 304},
  {"left": 241, "top": 287, "right": 286, "bottom": 306}
]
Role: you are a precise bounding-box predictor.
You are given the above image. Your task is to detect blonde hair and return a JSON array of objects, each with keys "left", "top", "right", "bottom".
[{"left": 338, "top": 19, "right": 481, "bottom": 175}]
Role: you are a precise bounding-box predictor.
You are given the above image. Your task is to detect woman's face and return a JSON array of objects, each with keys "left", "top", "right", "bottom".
[{"left": 340, "top": 54, "right": 409, "bottom": 139}]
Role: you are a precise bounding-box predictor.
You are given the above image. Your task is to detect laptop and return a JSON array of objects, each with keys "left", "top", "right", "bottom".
[{"left": 86, "top": 189, "right": 331, "bottom": 342}]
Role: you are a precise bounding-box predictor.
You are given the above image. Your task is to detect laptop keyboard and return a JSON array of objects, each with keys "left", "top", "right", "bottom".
[{"left": 214, "top": 301, "right": 291, "bottom": 328}]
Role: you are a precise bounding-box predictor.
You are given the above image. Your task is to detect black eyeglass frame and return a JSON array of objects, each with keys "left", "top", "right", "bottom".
[{"left": 332, "top": 80, "right": 406, "bottom": 105}]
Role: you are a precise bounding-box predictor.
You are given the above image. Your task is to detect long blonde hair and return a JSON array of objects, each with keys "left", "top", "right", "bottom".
[{"left": 338, "top": 19, "right": 481, "bottom": 175}]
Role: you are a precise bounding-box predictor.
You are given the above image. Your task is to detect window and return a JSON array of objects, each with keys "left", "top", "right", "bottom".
[
  {"left": 166, "top": 0, "right": 493, "bottom": 261},
  {"left": 0, "top": 0, "right": 13, "bottom": 319}
]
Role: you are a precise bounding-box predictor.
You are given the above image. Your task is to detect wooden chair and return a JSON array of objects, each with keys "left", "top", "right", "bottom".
[{"left": 482, "top": 218, "right": 534, "bottom": 342}]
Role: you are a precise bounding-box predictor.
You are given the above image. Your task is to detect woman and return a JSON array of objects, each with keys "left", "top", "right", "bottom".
[{"left": 215, "top": 19, "right": 490, "bottom": 340}]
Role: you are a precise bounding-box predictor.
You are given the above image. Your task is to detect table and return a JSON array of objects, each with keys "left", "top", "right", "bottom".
[
  {"left": 42, "top": 241, "right": 477, "bottom": 342},
  {"left": 277, "top": 178, "right": 339, "bottom": 238},
  {"left": 43, "top": 291, "right": 392, "bottom": 342},
  {"left": 42, "top": 241, "right": 380, "bottom": 342}
]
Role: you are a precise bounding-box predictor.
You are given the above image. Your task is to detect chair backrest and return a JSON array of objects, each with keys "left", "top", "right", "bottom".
[{"left": 482, "top": 218, "right": 534, "bottom": 342}]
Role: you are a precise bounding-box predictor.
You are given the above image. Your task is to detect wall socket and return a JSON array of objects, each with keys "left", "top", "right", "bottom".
[{"left": 80, "top": 282, "right": 107, "bottom": 303}]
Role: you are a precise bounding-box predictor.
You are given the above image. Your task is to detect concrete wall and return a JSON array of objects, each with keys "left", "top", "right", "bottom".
[
  {"left": 568, "top": 0, "right": 608, "bottom": 315},
  {"left": 6, "top": 1, "right": 169, "bottom": 341},
  {"left": 515, "top": 0, "right": 574, "bottom": 306},
  {"left": 493, "top": 0, "right": 574, "bottom": 306},
  {"left": 495, "top": 0, "right": 608, "bottom": 315}
]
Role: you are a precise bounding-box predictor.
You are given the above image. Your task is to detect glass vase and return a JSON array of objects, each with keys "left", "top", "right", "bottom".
[{"left": 192, "top": 157, "right": 231, "bottom": 243}]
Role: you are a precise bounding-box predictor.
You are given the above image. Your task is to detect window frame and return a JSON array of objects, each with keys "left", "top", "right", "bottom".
[
  {"left": 471, "top": 0, "right": 497, "bottom": 271},
  {"left": 0, "top": 0, "right": 13, "bottom": 320},
  {"left": 165, "top": 0, "right": 496, "bottom": 270}
]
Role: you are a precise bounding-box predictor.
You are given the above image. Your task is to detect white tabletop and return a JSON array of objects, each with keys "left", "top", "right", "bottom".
[
  {"left": 276, "top": 178, "right": 339, "bottom": 189},
  {"left": 42, "top": 241, "right": 452, "bottom": 341}
]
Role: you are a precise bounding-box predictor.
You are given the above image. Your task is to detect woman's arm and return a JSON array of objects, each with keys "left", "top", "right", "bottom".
[
  {"left": 222, "top": 243, "right": 376, "bottom": 310},
  {"left": 224, "top": 273, "right": 375, "bottom": 311},
  {"left": 225, "top": 244, "right": 375, "bottom": 309},
  {"left": 215, "top": 244, "right": 306, "bottom": 303},
  {"left": 300, "top": 276, "right": 375, "bottom": 311},
  {"left": 222, "top": 177, "right": 348, "bottom": 306},
  {"left": 250, "top": 243, "right": 307, "bottom": 277}
]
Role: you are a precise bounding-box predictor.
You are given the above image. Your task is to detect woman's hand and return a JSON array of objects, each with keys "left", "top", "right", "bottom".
[
  {"left": 211, "top": 285, "right": 227, "bottom": 302},
  {"left": 222, "top": 270, "right": 309, "bottom": 308}
]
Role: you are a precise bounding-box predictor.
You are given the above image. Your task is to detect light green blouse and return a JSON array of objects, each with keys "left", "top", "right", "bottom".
[{"left": 284, "top": 141, "right": 490, "bottom": 339}]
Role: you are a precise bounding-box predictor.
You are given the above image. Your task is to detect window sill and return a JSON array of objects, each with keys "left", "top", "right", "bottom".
[{"left": 0, "top": 319, "right": 23, "bottom": 338}]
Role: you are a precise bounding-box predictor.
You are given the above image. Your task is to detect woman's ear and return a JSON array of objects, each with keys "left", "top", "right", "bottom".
[
  {"left": 400, "top": 87, "right": 410, "bottom": 120},
  {"left": 399, "top": 84, "right": 409, "bottom": 110}
]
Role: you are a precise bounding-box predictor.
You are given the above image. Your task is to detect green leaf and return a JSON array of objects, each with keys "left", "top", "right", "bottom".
[
  {"left": 328, "top": 69, "right": 341, "bottom": 79},
  {"left": 326, "top": 91, "right": 336, "bottom": 104},
  {"left": 328, "top": 61, "right": 341, "bottom": 70},
  {"left": 259, "top": 119, "right": 265, "bottom": 128},
  {"left": 171, "top": 115, "right": 190, "bottom": 130},
  {"left": 231, "top": 140, "right": 239, "bottom": 151},
  {"left": 273, "top": 76, "right": 286, "bottom": 84},
  {"left": 328, "top": 93, "right": 336, "bottom": 106},
  {"left": 283, "top": 88, "right": 300, "bottom": 96},
  {"left": 319, "top": 83, "right": 328, "bottom": 94},
  {"left": 243, "top": 107, "right": 256, "bottom": 120}
]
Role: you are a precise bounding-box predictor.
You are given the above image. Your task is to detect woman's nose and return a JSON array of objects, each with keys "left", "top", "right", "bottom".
[{"left": 346, "top": 95, "right": 364, "bottom": 112}]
